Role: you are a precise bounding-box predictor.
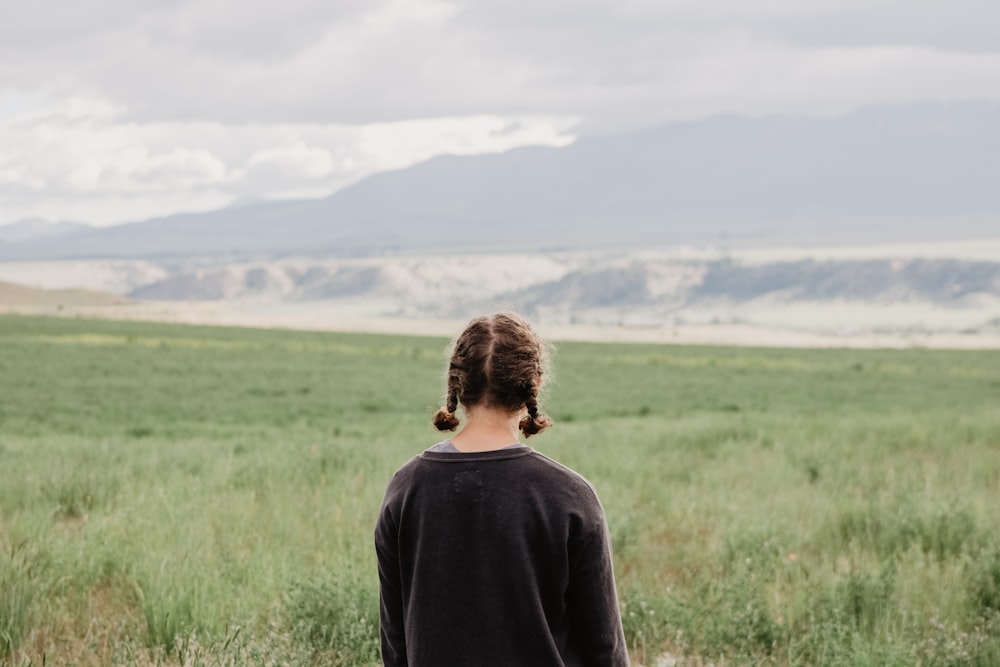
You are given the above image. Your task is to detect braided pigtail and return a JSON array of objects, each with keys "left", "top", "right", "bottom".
[
  {"left": 518, "top": 394, "right": 553, "bottom": 438},
  {"left": 432, "top": 386, "right": 461, "bottom": 431}
]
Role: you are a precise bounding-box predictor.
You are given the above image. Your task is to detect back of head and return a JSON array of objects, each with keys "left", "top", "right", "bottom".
[{"left": 433, "top": 313, "right": 553, "bottom": 438}]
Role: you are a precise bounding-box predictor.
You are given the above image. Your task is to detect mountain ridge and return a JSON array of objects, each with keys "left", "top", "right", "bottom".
[
  {"left": 0, "top": 219, "right": 92, "bottom": 244},
  {"left": 2, "top": 100, "right": 998, "bottom": 260}
]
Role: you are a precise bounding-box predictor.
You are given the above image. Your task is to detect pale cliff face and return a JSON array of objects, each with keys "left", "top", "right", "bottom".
[{"left": 2, "top": 243, "right": 999, "bottom": 344}]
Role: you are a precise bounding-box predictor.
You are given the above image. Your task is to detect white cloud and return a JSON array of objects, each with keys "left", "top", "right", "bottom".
[
  {"left": 247, "top": 142, "right": 337, "bottom": 178},
  {"left": 2, "top": 1, "right": 998, "bottom": 129},
  {"left": 2, "top": 98, "right": 230, "bottom": 197},
  {"left": 238, "top": 142, "right": 338, "bottom": 197},
  {"left": 0, "top": 97, "right": 577, "bottom": 225},
  {"left": 2, "top": 0, "right": 999, "bottom": 224}
]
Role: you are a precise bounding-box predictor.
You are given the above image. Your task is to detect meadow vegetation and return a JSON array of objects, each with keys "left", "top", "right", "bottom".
[{"left": 1, "top": 314, "right": 998, "bottom": 666}]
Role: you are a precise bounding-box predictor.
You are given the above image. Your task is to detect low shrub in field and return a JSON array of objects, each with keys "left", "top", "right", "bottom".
[
  {"left": 836, "top": 567, "right": 896, "bottom": 637},
  {"left": 831, "top": 500, "right": 979, "bottom": 562},
  {"left": 691, "top": 576, "right": 780, "bottom": 659},
  {"left": 755, "top": 564, "right": 905, "bottom": 667},
  {"left": 621, "top": 559, "right": 783, "bottom": 663},
  {"left": 42, "top": 469, "right": 120, "bottom": 521},
  {"left": 138, "top": 579, "right": 199, "bottom": 656},
  {"left": 970, "top": 547, "right": 1000, "bottom": 615},
  {"left": 919, "top": 613, "right": 1000, "bottom": 667},
  {"left": 619, "top": 587, "right": 681, "bottom": 663},
  {"left": 0, "top": 542, "right": 46, "bottom": 658},
  {"left": 284, "top": 572, "right": 380, "bottom": 666}
]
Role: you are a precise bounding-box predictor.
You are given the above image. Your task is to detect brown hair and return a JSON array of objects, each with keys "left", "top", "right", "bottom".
[{"left": 432, "top": 313, "right": 553, "bottom": 438}]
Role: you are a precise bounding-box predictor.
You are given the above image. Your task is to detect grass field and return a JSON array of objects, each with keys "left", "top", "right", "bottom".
[{"left": 1, "top": 314, "right": 999, "bottom": 666}]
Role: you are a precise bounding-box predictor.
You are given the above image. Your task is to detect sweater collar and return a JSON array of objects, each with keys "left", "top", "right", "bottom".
[{"left": 419, "top": 446, "right": 534, "bottom": 463}]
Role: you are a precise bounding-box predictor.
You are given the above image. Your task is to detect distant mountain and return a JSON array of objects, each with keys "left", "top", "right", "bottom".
[
  {"left": 0, "top": 219, "right": 91, "bottom": 244},
  {"left": 2, "top": 101, "right": 998, "bottom": 261}
]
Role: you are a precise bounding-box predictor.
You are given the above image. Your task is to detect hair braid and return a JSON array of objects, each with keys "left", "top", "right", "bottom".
[
  {"left": 432, "top": 383, "right": 461, "bottom": 432},
  {"left": 518, "top": 393, "right": 552, "bottom": 438}
]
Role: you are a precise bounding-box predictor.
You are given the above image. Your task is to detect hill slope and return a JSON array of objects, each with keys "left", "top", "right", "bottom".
[
  {"left": 0, "top": 219, "right": 91, "bottom": 244},
  {"left": 0, "top": 280, "right": 130, "bottom": 308}
]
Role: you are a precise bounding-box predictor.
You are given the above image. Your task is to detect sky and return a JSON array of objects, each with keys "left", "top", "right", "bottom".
[{"left": 1, "top": 0, "right": 998, "bottom": 228}]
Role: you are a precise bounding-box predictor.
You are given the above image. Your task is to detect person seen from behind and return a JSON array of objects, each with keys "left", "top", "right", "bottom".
[{"left": 375, "top": 313, "right": 629, "bottom": 666}]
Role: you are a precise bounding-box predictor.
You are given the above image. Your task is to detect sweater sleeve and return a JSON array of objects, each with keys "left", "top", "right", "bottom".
[
  {"left": 375, "top": 501, "right": 408, "bottom": 667},
  {"left": 567, "top": 515, "right": 630, "bottom": 667}
]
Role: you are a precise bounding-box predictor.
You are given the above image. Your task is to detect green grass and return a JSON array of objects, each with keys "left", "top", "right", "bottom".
[{"left": 1, "top": 313, "right": 999, "bottom": 665}]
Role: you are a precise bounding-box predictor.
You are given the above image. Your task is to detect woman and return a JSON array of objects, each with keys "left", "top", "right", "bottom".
[{"left": 374, "top": 313, "right": 628, "bottom": 666}]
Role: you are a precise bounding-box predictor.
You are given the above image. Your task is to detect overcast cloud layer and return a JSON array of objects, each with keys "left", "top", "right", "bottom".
[{"left": 2, "top": 0, "right": 999, "bottom": 227}]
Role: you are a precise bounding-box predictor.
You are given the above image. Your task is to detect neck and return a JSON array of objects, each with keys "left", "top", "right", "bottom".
[{"left": 450, "top": 405, "right": 523, "bottom": 452}]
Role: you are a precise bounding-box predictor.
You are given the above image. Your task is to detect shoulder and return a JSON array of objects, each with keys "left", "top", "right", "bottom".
[
  {"left": 522, "top": 452, "right": 610, "bottom": 544},
  {"left": 526, "top": 451, "right": 594, "bottom": 485},
  {"left": 523, "top": 451, "right": 604, "bottom": 507},
  {"left": 392, "top": 453, "right": 424, "bottom": 477},
  {"left": 380, "top": 455, "right": 422, "bottom": 499}
]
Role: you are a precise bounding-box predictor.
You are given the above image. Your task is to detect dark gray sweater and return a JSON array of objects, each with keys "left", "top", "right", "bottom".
[{"left": 375, "top": 446, "right": 629, "bottom": 666}]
